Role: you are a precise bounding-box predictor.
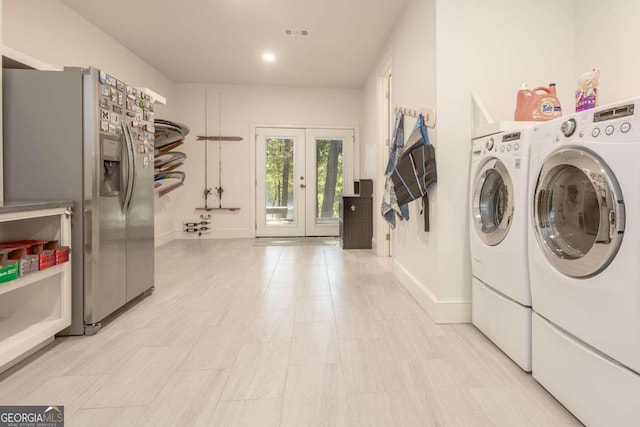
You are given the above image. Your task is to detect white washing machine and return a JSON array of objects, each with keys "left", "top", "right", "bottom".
[
  {"left": 528, "top": 98, "right": 640, "bottom": 426},
  {"left": 469, "top": 128, "right": 533, "bottom": 371}
]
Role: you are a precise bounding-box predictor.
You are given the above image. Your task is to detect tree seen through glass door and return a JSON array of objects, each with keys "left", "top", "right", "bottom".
[
  {"left": 315, "top": 139, "right": 343, "bottom": 223},
  {"left": 265, "top": 138, "right": 295, "bottom": 224}
]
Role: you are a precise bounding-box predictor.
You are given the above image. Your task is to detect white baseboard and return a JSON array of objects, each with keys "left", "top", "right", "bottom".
[
  {"left": 175, "top": 228, "right": 254, "bottom": 240},
  {"left": 393, "top": 259, "right": 471, "bottom": 324},
  {"left": 154, "top": 230, "right": 175, "bottom": 248},
  {"left": 375, "top": 238, "right": 390, "bottom": 257},
  {"left": 156, "top": 228, "right": 255, "bottom": 246}
]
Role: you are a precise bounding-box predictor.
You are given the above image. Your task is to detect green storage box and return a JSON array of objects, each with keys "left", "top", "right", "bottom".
[{"left": 0, "top": 260, "right": 19, "bottom": 283}]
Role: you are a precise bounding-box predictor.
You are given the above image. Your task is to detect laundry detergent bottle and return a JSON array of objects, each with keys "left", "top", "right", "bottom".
[
  {"left": 514, "top": 83, "right": 562, "bottom": 121},
  {"left": 514, "top": 84, "right": 533, "bottom": 121},
  {"left": 576, "top": 68, "right": 600, "bottom": 112}
]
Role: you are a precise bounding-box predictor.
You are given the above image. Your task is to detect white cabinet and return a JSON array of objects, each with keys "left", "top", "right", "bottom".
[{"left": 0, "top": 202, "right": 72, "bottom": 372}]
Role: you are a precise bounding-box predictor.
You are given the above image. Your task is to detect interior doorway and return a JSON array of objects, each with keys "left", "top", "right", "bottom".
[
  {"left": 381, "top": 68, "right": 393, "bottom": 256},
  {"left": 256, "top": 127, "right": 354, "bottom": 237}
]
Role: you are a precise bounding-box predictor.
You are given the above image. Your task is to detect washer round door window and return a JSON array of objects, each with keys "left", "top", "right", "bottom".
[
  {"left": 533, "top": 148, "right": 625, "bottom": 278},
  {"left": 473, "top": 159, "right": 514, "bottom": 246}
]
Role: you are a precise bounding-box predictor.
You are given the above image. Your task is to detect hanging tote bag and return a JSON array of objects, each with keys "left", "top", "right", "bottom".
[{"left": 390, "top": 114, "right": 437, "bottom": 231}]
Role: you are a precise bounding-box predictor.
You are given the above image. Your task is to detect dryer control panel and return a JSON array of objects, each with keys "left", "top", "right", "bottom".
[
  {"left": 543, "top": 99, "right": 640, "bottom": 144},
  {"left": 590, "top": 103, "right": 635, "bottom": 140}
]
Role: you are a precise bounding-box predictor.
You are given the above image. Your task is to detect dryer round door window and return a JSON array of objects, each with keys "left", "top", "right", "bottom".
[
  {"left": 472, "top": 158, "right": 514, "bottom": 246},
  {"left": 533, "top": 148, "right": 625, "bottom": 278}
]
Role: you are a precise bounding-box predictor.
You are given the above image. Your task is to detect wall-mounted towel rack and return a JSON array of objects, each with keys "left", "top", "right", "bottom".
[
  {"left": 196, "top": 136, "right": 243, "bottom": 141},
  {"left": 394, "top": 105, "right": 436, "bottom": 128}
]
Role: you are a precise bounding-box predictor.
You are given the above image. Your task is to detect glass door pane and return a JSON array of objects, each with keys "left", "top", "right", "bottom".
[
  {"left": 265, "top": 137, "right": 295, "bottom": 225},
  {"left": 256, "top": 128, "right": 306, "bottom": 237},
  {"left": 305, "top": 129, "right": 354, "bottom": 237}
]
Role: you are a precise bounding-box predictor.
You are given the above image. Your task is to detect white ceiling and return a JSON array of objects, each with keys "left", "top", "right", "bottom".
[{"left": 59, "top": 0, "right": 411, "bottom": 89}]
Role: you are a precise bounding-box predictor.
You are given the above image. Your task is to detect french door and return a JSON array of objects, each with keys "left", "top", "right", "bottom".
[{"left": 256, "top": 127, "right": 354, "bottom": 237}]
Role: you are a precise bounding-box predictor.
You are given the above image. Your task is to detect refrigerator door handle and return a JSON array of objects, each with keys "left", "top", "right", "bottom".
[
  {"left": 127, "top": 124, "right": 137, "bottom": 212},
  {"left": 122, "top": 122, "right": 136, "bottom": 212},
  {"left": 120, "top": 123, "right": 130, "bottom": 210}
]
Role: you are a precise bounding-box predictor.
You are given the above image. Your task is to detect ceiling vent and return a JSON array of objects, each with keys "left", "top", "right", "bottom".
[{"left": 284, "top": 29, "right": 309, "bottom": 37}]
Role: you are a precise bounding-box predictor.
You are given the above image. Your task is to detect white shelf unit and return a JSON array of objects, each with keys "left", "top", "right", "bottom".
[{"left": 0, "top": 206, "right": 72, "bottom": 372}]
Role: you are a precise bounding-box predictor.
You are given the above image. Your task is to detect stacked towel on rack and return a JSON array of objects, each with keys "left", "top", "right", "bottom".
[{"left": 381, "top": 112, "right": 409, "bottom": 229}]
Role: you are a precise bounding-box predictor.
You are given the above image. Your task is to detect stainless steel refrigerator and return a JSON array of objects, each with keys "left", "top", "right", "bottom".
[{"left": 3, "top": 67, "right": 155, "bottom": 335}]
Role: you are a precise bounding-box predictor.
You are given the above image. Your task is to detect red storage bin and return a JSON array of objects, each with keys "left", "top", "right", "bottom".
[
  {"left": 0, "top": 240, "right": 70, "bottom": 270},
  {"left": 45, "top": 241, "right": 70, "bottom": 265},
  {"left": 0, "top": 240, "right": 61, "bottom": 271},
  {"left": 54, "top": 248, "right": 70, "bottom": 264},
  {"left": 0, "top": 240, "right": 47, "bottom": 254},
  {"left": 38, "top": 250, "right": 56, "bottom": 270}
]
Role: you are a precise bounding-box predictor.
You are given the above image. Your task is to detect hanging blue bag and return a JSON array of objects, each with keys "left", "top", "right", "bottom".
[{"left": 390, "top": 114, "right": 437, "bottom": 231}]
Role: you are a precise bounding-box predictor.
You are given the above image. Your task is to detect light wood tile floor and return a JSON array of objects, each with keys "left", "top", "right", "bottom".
[{"left": 0, "top": 239, "right": 582, "bottom": 426}]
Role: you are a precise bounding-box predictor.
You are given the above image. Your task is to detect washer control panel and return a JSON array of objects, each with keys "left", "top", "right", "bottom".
[
  {"left": 495, "top": 131, "right": 523, "bottom": 155},
  {"left": 473, "top": 128, "right": 531, "bottom": 160}
]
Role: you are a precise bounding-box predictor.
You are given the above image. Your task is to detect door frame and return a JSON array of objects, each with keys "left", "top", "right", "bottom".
[
  {"left": 379, "top": 65, "right": 393, "bottom": 257},
  {"left": 250, "top": 123, "right": 360, "bottom": 238}
]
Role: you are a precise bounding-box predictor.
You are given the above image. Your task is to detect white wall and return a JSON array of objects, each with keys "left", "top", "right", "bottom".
[
  {"left": 434, "top": 0, "right": 575, "bottom": 314},
  {"left": 360, "top": 0, "right": 440, "bottom": 319},
  {"left": 156, "top": 83, "right": 362, "bottom": 244},
  {"left": 575, "top": 0, "right": 640, "bottom": 105},
  {"left": 385, "top": 0, "right": 440, "bottom": 315},
  {"left": 437, "top": 0, "right": 576, "bottom": 124},
  {"left": 361, "top": 0, "right": 576, "bottom": 323}
]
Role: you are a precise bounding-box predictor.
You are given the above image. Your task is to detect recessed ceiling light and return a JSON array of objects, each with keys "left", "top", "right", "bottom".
[{"left": 262, "top": 53, "right": 276, "bottom": 62}]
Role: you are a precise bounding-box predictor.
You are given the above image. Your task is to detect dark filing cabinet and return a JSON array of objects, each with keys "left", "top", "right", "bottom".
[
  {"left": 340, "top": 193, "right": 373, "bottom": 249},
  {"left": 354, "top": 179, "right": 373, "bottom": 197}
]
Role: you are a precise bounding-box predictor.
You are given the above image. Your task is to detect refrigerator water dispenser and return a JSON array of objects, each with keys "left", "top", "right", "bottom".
[{"left": 101, "top": 135, "right": 122, "bottom": 196}]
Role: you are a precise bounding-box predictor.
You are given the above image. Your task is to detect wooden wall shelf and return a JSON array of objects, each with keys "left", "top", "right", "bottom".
[
  {"left": 156, "top": 162, "right": 184, "bottom": 173},
  {"left": 196, "top": 136, "right": 243, "bottom": 141},
  {"left": 156, "top": 140, "right": 184, "bottom": 153},
  {"left": 195, "top": 207, "right": 240, "bottom": 212},
  {"left": 158, "top": 182, "right": 184, "bottom": 197},
  {"left": 154, "top": 119, "right": 189, "bottom": 198}
]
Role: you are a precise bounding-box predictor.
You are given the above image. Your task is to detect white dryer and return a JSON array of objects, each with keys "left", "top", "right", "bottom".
[
  {"left": 469, "top": 129, "right": 533, "bottom": 371},
  {"left": 528, "top": 99, "right": 640, "bottom": 426}
]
